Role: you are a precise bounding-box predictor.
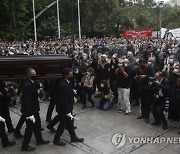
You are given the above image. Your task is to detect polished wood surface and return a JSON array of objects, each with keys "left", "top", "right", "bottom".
[{"left": 0, "top": 55, "right": 72, "bottom": 80}]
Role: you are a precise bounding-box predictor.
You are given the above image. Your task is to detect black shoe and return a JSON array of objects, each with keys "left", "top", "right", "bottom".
[
  {"left": 82, "top": 105, "right": 87, "bottom": 110},
  {"left": 21, "top": 146, "right": 35, "bottom": 151},
  {"left": 125, "top": 112, "right": 131, "bottom": 115},
  {"left": 145, "top": 118, "right": 150, "bottom": 124},
  {"left": 71, "top": 136, "right": 84, "bottom": 142},
  {"left": 162, "top": 124, "right": 168, "bottom": 130},
  {"left": 118, "top": 109, "right": 124, "bottom": 112},
  {"left": 3, "top": 141, "right": 16, "bottom": 148},
  {"left": 151, "top": 121, "right": 161, "bottom": 126},
  {"left": 47, "top": 125, "right": 56, "bottom": 133},
  {"left": 74, "top": 126, "right": 77, "bottom": 129},
  {"left": 137, "top": 115, "right": 144, "bottom": 119},
  {"left": 41, "top": 128, "right": 44, "bottom": 131},
  {"left": 37, "top": 140, "right": 50, "bottom": 145},
  {"left": 13, "top": 133, "right": 24, "bottom": 139},
  {"left": 53, "top": 140, "right": 66, "bottom": 146}
]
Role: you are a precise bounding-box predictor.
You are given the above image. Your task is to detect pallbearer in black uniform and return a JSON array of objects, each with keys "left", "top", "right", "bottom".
[
  {"left": 21, "top": 68, "right": 49, "bottom": 151},
  {"left": 53, "top": 68, "right": 84, "bottom": 146},
  {"left": 0, "top": 88, "right": 16, "bottom": 148}
]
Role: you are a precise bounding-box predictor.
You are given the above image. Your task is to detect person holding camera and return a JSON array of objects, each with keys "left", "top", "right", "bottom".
[
  {"left": 96, "top": 80, "right": 113, "bottom": 111},
  {"left": 136, "top": 58, "right": 155, "bottom": 123},
  {"left": 143, "top": 43, "right": 160, "bottom": 64},
  {"left": 81, "top": 68, "right": 95, "bottom": 109},
  {"left": 116, "top": 58, "right": 132, "bottom": 115},
  {"left": 151, "top": 72, "right": 169, "bottom": 130}
]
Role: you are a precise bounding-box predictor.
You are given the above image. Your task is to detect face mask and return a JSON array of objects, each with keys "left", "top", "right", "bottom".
[
  {"left": 157, "top": 49, "right": 160, "bottom": 52},
  {"left": 100, "top": 84, "right": 104, "bottom": 88},
  {"left": 75, "top": 70, "right": 79, "bottom": 74},
  {"left": 136, "top": 59, "right": 139, "bottom": 63},
  {"left": 31, "top": 76, "right": 37, "bottom": 81},
  {"left": 124, "top": 63, "right": 128, "bottom": 67},
  {"left": 148, "top": 61, "right": 152, "bottom": 65},
  {"left": 173, "top": 69, "right": 179, "bottom": 73}
]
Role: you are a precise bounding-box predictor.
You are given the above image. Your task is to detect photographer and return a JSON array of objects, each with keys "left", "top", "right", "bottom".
[
  {"left": 6, "top": 81, "right": 18, "bottom": 106},
  {"left": 81, "top": 68, "right": 95, "bottom": 109},
  {"left": 136, "top": 58, "right": 155, "bottom": 123},
  {"left": 96, "top": 80, "right": 113, "bottom": 111},
  {"left": 96, "top": 54, "right": 110, "bottom": 90},
  {"left": 73, "top": 67, "right": 84, "bottom": 102},
  {"left": 143, "top": 43, "right": 160, "bottom": 65},
  {"left": 151, "top": 72, "right": 169, "bottom": 130},
  {"left": 116, "top": 58, "right": 132, "bottom": 115}
]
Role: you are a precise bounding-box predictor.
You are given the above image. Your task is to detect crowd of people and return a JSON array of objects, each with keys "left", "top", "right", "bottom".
[{"left": 0, "top": 36, "right": 180, "bottom": 151}]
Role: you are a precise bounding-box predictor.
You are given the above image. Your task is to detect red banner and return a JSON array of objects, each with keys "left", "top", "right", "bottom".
[{"left": 123, "top": 28, "right": 153, "bottom": 38}]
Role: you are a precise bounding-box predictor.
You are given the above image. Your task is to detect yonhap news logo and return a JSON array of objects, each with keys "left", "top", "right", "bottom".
[
  {"left": 112, "top": 132, "right": 180, "bottom": 148},
  {"left": 111, "top": 132, "right": 127, "bottom": 148}
]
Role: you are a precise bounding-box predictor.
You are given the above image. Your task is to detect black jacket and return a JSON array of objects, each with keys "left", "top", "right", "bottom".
[
  {"left": 21, "top": 80, "right": 40, "bottom": 116},
  {"left": 55, "top": 79, "right": 74, "bottom": 115},
  {"left": 137, "top": 65, "right": 155, "bottom": 91},
  {"left": 116, "top": 66, "right": 132, "bottom": 88},
  {"left": 0, "top": 81, "right": 9, "bottom": 115}
]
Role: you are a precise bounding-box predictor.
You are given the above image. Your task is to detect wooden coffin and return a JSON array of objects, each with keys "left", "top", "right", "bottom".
[{"left": 0, "top": 55, "right": 72, "bottom": 80}]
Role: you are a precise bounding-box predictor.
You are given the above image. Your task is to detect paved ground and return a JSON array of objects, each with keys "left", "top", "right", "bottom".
[{"left": 0, "top": 96, "right": 180, "bottom": 154}]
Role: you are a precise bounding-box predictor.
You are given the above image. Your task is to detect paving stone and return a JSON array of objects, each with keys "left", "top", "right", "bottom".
[{"left": 0, "top": 100, "right": 178, "bottom": 154}]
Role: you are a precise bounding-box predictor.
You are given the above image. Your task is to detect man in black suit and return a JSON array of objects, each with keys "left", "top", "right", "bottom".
[
  {"left": 53, "top": 68, "right": 84, "bottom": 146},
  {"left": 0, "top": 81, "right": 14, "bottom": 133},
  {"left": 21, "top": 68, "right": 49, "bottom": 151},
  {"left": 0, "top": 90, "right": 16, "bottom": 148}
]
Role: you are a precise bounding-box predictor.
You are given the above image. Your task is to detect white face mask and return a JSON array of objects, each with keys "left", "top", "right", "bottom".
[
  {"left": 124, "top": 63, "right": 128, "bottom": 67},
  {"left": 100, "top": 84, "right": 104, "bottom": 88},
  {"left": 75, "top": 70, "right": 79, "bottom": 74},
  {"left": 173, "top": 69, "right": 179, "bottom": 73}
]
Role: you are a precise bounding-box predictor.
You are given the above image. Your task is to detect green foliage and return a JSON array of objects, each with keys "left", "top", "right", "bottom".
[{"left": 0, "top": 0, "right": 180, "bottom": 40}]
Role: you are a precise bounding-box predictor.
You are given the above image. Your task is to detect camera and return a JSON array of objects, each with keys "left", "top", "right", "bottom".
[{"left": 148, "top": 77, "right": 156, "bottom": 81}]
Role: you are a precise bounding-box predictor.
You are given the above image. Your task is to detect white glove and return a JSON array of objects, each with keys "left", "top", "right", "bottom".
[
  {"left": 74, "top": 97, "right": 77, "bottom": 103},
  {"left": 66, "top": 113, "right": 74, "bottom": 120},
  {"left": 0, "top": 116, "right": 6, "bottom": 123},
  {"left": 73, "top": 89, "right": 77, "bottom": 95},
  {"left": 26, "top": 115, "right": 36, "bottom": 123}
]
